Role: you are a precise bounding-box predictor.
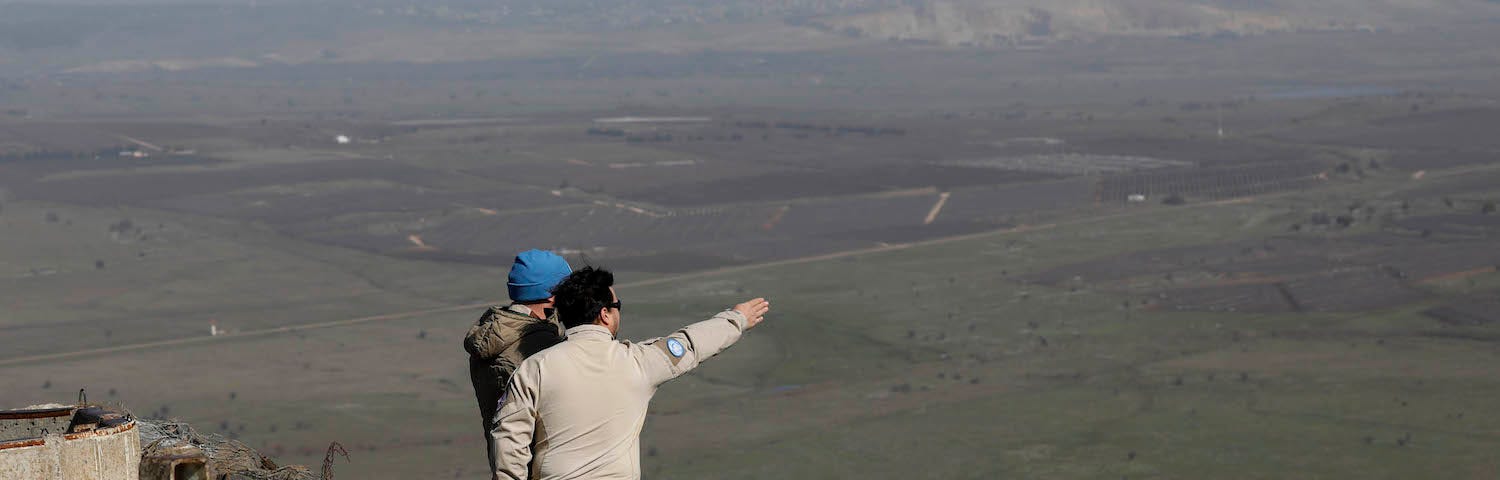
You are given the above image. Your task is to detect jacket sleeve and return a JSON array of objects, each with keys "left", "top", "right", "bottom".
[
  {"left": 632, "top": 309, "right": 748, "bottom": 387},
  {"left": 489, "top": 360, "right": 540, "bottom": 480}
]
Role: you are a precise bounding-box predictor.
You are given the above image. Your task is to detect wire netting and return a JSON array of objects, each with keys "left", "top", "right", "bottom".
[{"left": 137, "top": 418, "right": 320, "bottom": 480}]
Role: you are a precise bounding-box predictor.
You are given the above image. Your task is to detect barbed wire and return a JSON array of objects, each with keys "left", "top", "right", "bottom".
[{"left": 137, "top": 418, "right": 321, "bottom": 480}]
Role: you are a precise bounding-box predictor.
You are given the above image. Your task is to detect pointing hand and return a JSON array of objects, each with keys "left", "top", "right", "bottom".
[{"left": 733, "top": 298, "right": 770, "bottom": 329}]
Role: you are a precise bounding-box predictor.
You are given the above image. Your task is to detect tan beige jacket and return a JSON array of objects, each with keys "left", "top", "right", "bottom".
[{"left": 490, "top": 310, "right": 749, "bottom": 480}]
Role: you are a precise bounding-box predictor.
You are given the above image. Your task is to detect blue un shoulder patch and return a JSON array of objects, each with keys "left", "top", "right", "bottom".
[{"left": 666, "top": 338, "right": 686, "bottom": 358}]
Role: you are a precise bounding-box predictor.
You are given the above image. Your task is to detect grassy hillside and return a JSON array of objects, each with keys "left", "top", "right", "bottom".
[{"left": 3, "top": 161, "right": 1497, "bottom": 478}]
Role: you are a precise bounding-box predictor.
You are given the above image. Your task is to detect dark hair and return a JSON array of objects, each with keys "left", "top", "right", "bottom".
[{"left": 551, "top": 266, "right": 615, "bottom": 329}]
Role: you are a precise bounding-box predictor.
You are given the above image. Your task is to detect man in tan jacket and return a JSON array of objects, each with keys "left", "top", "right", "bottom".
[
  {"left": 465, "top": 249, "right": 573, "bottom": 476},
  {"left": 490, "top": 266, "right": 769, "bottom": 480}
]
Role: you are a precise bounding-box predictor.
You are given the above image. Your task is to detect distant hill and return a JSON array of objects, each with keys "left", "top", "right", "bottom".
[
  {"left": 3, "top": 0, "right": 1497, "bottom": 75},
  {"left": 807, "top": 0, "right": 1500, "bottom": 46}
]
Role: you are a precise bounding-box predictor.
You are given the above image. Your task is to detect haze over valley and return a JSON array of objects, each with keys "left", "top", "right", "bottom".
[{"left": 2, "top": 1, "right": 1499, "bottom": 478}]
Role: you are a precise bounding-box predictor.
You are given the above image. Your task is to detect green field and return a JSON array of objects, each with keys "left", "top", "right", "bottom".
[{"left": 4, "top": 165, "right": 1497, "bottom": 478}]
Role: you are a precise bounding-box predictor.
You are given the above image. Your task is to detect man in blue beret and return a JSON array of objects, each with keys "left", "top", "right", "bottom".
[{"left": 464, "top": 249, "right": 572, "bottom": 475}]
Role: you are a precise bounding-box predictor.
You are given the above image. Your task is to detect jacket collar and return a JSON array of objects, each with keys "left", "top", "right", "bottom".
[
  {"left": 565, "top": 324, "right": 613, "bottom": 340},
  {"left": 505, "top": 303, "right": 537, "bottom": 318}
]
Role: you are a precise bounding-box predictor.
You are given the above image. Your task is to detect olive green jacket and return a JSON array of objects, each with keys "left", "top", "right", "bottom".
[{"left": 464, "top": 304, "right": 564, "bottom": 474}]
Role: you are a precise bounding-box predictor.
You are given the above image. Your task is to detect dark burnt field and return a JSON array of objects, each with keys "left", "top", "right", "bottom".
[
  {"left": 1095, "top": 161, "right": 1328, "bottom": 203},
  {"left": 0, "top": 24, "right": 1492, "bottom": 282},
  {"left": 1424, "top": 298, "right": 1500, "bottom": 327},
  {"left": 2, "top": 100, "right": 1495, "bottom": 277},
  {"left": 622, "top": 165, "right": 1055, "bottom": 206},
  {"left": 1278, "top": 107, "right": 1500, "bottom": 152}
]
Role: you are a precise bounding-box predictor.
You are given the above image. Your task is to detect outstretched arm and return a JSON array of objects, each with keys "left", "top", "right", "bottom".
[{"left": 635, "top": 298, "right": 769, "bottom": 386}]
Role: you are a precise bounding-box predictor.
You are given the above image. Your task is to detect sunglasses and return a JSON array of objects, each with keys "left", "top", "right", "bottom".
[{"left": 606, "top": 299, "right": 622, "bottom": 311}]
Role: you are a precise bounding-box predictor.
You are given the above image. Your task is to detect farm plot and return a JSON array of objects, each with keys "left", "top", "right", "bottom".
[
  {"left": 1168, "top": 235, "right": 1428, "bottom": 278},
  {"left": 1423, "top": 298, "right": 1500, "bottom": 326},
  {"left": 649, "top": 128, "right": 982, "bottom": 170},
  {"left": 1349, "top": 240, "right": 1500, "bottom": 281},
  {"left": 401, "top": 192, "right": 945, "bottom": 261},
  {"left": 1200, "top": 253, "right": 1343, "bottom": 278},
  {"left": 1025, "top": 240, "right": 1273, "bottom": 286},
  {"left": 9, "top": 158, "right": 459, "bottom": 205},
  {"left": 824, "top": 222, "right": 998, "bottom": 244},
  {"left": 1284, "top": 108, "right": 1500, "bottom": 151},
  {"left": 1394, "top": 214, "right": 1500, "bottom": 238},
  {"left": 1156, "top": 284, "right": 1294, "bottom": 313},
  {"left": 1149, "top": 268, "right": 1423, "bottom": 313},
  {"left": 1387, "top": 150, "right": 1498, "bottom": 171},
  {"left": 936, "top": 178, "right": 1095, "bottom": 223},
  {"left": 1070, "top": 136, "right": 1310, "bottom": 166},
  {"left": 293, "top": 203, "right": 780, "bottom": 261},
  {"left": 395, "top": 207, "right": 656, "bottom": 256},
  {"left": 577, "top": 250, "right": 756, "bottom": 273},
  {"left": 1400, "top": 170, "right": 1500, "bottom": 197},
  {"left": 673, "top": 235, "right": 873, "bottom": 268},
  {"left": 944, "top": 154, "right": 1191, "bottom": 175},
  {"left": 1027, "top": 234, "right": 1442, "bottom": 313},
  {"left": 145, "top": 181, "right": 575, "bottom": 224},
  {"left": 1095, "top": 161, "right": 1326, "bottom": 203},
  {"left": 771, "top": 193, "right": 938, "bottom": 236},
  {"left": 1278, "top": 269, "right": 1428, "bottom": 312},
  {"left": 0, "top": 151, "right": 219, "bottom": 187},
  {"left": 275, "top": 186, "right": 1018, "bottom": 271},
  {"left": 311, "top": 225, "right": 425, "bottom": 253},
  {"left": 0, "top": 121, "right": 200, "bottom": 154},
  {"left": 462, "top": 148, "right": 784, "bottom": 194},
  {"left": 774, "top": 192, "right": 1003, "bottom": 244},
  {"left": 625, "top": 165, "right": 1056, "bottom": 206}
]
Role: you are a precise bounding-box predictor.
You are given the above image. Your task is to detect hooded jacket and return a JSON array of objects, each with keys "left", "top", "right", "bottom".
[{"left": 465, "top": 304, "right": 565, "bottom": 474}]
